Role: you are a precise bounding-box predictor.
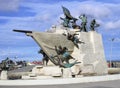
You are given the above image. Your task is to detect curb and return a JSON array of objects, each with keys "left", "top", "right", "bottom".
[{"left": 0, "top": 74, "right": 120, "bottom": 86}]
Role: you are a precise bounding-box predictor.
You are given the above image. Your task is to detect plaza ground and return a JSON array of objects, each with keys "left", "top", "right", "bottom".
[{"left": 0, "top": 80, "right": 120, "bottom": 88}]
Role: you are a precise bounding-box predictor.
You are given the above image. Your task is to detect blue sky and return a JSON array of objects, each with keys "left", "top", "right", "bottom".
[{"left": 0, "top": 0, "right": 120, "bottom": 62}]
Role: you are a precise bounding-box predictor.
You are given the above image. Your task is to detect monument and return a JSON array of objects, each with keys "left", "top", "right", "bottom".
[{"left": 13, "top": 6, "right": 108, "bottom": 78}]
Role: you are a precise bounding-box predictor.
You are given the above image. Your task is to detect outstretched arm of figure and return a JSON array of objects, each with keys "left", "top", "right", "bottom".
[
  {"left": 60, "top": 17, "right": 65, "bottom": 21},
  {"left": 69, "top": 55, "right": 75, "bottom": 60},
  {"left": 73, "top": 33, "right": 79, "bottom": 36},
  {"left": 78, "top": 40, "right": 85, "bottom": 44}
]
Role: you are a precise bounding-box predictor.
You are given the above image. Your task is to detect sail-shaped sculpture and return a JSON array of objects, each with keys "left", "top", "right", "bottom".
[{"left": 13, "top": 30, "right": 75, "bottom": 67}]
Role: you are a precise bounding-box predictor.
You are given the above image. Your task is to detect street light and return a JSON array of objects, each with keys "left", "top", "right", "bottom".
[{"left": 110, "top": 38, "right": 114, "bottom": 68}]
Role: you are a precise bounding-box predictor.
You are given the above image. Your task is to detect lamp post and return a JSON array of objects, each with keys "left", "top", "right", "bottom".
[{"left": 110, "top": 38, "right": 114, "bottom": 68}]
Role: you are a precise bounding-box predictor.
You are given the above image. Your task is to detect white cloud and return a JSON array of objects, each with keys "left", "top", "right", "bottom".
[
  {"left": 21, "top": 1, "right": 111, "bottom": 19},
  {"left": 19, "top": 1, "right": 120, "bottom": 28},
  {"left": 105, "top": 20, "right": 120, "bottom": 30},
  {"left": 66, "top": 1, "right": 111, "bottom": 19},
  {"left": 0, "top": 0, "right": 20, "bottom": 11}
]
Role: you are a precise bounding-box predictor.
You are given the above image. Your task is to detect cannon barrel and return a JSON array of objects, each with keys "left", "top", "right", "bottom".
[{"left": 13, "top": 29, "right": 32, "bottom": 33}]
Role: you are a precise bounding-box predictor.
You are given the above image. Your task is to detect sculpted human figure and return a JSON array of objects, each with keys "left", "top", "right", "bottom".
[
  {"left": 79, "top": 14, "right": 87, "bottom": 32},
  {"left": 65, "top": 33, "right": 84, "bottom": 48},
  {"left": 55, "top": 45, "right": 64, "bottom": 55},
  {"left": 38, "top": 49, "right": 49, "bottom": 66},
  {"left": 60, "top": 6, "right": 78, "bottom": 28},
  {"left": 60, "top": 17, "right": 70, "bottom": 27},
  {"left": 58, "top": 59, "right": 80, "bottom": 68},
  {"left": 50, "top": 55, "right": 80, "bottom": 68},
  {"left": 62, "top": 47, "right": 75, "bottom": 63},
  {"left": 71, "top": 18, "right": 81, "bottom": 29},
  {"left": 51, "top": 46, "right": 75, "bottom": 64},
  {"left": 90, "top": 19, "right": 100, "bottom": 31}
]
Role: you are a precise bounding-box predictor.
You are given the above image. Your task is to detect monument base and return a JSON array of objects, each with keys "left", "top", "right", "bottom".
[{"left": 0, "top": 70, "right": 8, "bottom": 80}]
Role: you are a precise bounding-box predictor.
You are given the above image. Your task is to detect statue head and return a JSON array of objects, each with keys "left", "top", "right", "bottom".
[
  {"left": 63, "top": 47, "right": 68, "bottom": 51},
  {"left": 58, "top": 45, "right": 62, "bottom": 50},
  {"left": 79, "top": 14, "right": 86, "bottom": 19},
  {"left": 93, "top": 19, "right": 96, "bottom": 22},
  {"left": 83, "top": 14, "right": 85, "bottom": 17}
]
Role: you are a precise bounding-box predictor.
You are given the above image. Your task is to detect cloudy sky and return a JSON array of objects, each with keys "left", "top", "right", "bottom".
[{"left": 0, "top": 0, "right": 120, "bottom": 62}]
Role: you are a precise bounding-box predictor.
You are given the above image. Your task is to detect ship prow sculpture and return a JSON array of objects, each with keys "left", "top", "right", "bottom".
[
  {"left": 13, "top": 6, "right": 108, "bottom": 78},
  {"left": 13, "top": 29, "right": 76, "bottom": 67}
]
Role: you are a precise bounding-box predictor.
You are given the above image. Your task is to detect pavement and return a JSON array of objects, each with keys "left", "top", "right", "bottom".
[
  {"left": 0, "top": 67, "right": 120, "bottom": 88},
  {"left": 0, "top": 74, "right": 120, "bottom": 86},
  {"left": 0, "top": 80, "right": 120, "bottom": 88}
]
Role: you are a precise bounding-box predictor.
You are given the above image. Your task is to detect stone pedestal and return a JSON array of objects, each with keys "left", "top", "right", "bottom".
[
  {"left": 77, "top": 31, "right": 108, "bottom": 75},
  {"left": 71, "top": 31, "right": 108, "bottom": 75},
  {"left": 32, "top": 66, "right": 62, "bottom": 77},
  {"left": 0, "top": 70, "right": 8, "bottom": 80},
  {"left": 32, "top": 65, "right": 44, "bottom": 75},
  {"left": 42, "top": 66, "right": 62, "bottom": 77},
  {"left": 62, "top": 68, "right": 72, "bottom": 78}
]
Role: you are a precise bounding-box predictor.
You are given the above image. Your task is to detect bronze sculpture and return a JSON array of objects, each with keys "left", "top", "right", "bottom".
[
  {"left": 79, "top": 14, "right": 87, "bottom": 32},
  {"left": 90, "top": 19, "right": 100, "bottom": 31}
]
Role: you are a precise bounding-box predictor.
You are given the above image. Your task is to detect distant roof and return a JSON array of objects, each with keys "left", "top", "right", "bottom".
[{"left": 107, "top": 60, "right": 120, "bottom": 62}]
